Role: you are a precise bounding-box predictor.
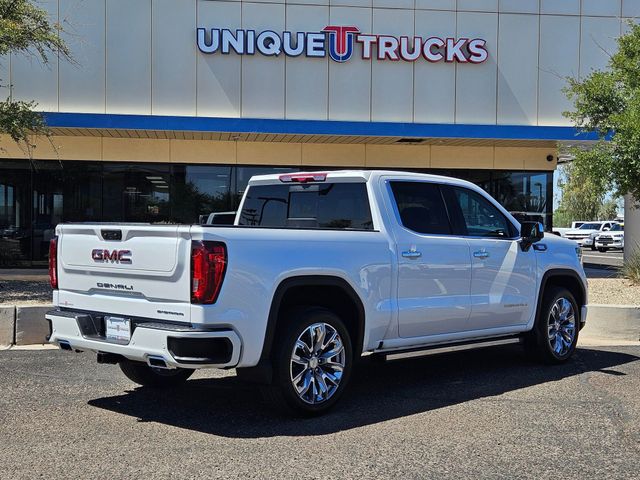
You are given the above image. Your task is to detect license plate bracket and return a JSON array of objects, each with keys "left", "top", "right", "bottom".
[{"left": 105, "top": 316, "right": 131, "bottom": 343}]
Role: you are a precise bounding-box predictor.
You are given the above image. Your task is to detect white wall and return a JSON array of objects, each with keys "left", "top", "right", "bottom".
[{"left": 5, "top": 0, "right": 635, "bottom": 126}]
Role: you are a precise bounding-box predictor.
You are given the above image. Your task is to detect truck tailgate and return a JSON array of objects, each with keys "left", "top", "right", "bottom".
[{"left": 56, "top": 224, "right": 192, "bottom": 321}]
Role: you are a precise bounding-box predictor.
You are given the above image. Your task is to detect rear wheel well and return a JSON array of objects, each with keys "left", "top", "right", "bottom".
[{"left": 264, "top": 278, "right": 365, "bottom": 362}]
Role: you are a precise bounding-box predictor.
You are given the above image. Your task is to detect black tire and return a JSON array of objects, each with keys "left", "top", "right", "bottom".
[
  {"left": 526, "top": 287, "right": 580, "bottom": 364},
  {"left": 266, "top": 307, "right": 353, "bottom": 416},
  {"left": 590, "top": 245, "right": 596, "bottom": 251},
  {"left": 598, "top": 247, "right": 608, "bottom": 252},
  {"left": 119, "top": 359, "right": 194, "bottom": 387}
]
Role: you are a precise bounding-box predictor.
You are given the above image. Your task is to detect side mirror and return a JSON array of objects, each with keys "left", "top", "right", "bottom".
[{"left": 520, "top": 221, "right": 544, "bottom": 251}]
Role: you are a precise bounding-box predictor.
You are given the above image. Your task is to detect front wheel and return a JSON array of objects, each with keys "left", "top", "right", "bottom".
[
  {"left": 119, "top": 359, "right": 194, "bottom": 387},
  {"left": 526, "top": 287, "right": 579, "bottom": 364},
  {"left": 268, "top": 307, "right": 353, "bottom": 416},
  {"left": 590, "top": 244, "right": 596, "bottom": 251}
]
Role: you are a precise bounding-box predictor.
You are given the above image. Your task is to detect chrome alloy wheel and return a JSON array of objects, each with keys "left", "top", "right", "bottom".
[
  {"left": 290, "top": 322, "right": 346, "bottom": 405},
  {"left": 547, "top": 297, "right": 576, "bottom": 357}
]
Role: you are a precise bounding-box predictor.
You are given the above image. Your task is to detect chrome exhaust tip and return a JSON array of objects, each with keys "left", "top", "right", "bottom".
[{"left": 146, "top": 355, "right": 171, "bottom": 369}]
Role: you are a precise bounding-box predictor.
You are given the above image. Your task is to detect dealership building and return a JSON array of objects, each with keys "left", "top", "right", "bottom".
[{"left": 0, "top": 0, "right": 635, "bottom": 266}]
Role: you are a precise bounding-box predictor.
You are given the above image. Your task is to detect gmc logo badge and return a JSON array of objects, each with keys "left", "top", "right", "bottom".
[{"left": 92, "top": 249, "right": 132, "bottom": 264}]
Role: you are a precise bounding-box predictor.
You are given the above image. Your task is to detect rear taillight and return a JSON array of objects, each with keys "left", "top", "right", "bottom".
[
  {"left": 191, "top": 241, "right": 227, "bottom": 304},
  {"left": 49, "top": 236, "right": 58, "bottom": 289}
]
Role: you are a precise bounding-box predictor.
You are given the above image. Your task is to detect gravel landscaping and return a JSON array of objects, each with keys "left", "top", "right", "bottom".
[
  {"left": 0, "top": 281, "right": 52, "bottom": 306},
  {"left": 588, "top": 277, "right": 640, "bottom": 306},
  {"left": 1, "top": 275, "right": 639, "bottom": 307}
]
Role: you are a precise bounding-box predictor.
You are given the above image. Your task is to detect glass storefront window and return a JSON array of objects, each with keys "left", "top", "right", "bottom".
[
  {"left": 0, "top": 161, "right": 554, "bottom": 266},
  {"left": 0, "top": 160, "right": 32, "bottom": 266},
  {"left": 233, "top": 166, "right": 297, "bottom": 209},
  {"left": 171, "top": 165, "right": 233, "bottom": 224},
  {"left": 32, "top": 161, "right": 65, "bottom": 265},
  {"left": 493, "top": 171, "right": 552, "bottom": 230},
  {"left": 62, "top": 161, "right": 103, "bottom": 223},
  {"left": 102, "top": 163, "right": 171, "bottom": 223}
]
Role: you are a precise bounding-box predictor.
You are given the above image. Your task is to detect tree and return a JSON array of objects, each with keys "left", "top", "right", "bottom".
[
  {"left": 598, "top": 197, "right": 620, "bottom": 221},
  {"left": 0, "top": 0, "right": 70, "bottom": 152},
  {"left": 564, "top": 22, "right": 640, "bottom": 202},
  {"left": 554, "top": 163, "right": 617, "bottom": 227}
]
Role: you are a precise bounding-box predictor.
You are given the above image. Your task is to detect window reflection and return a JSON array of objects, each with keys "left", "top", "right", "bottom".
[
  {"left": 493, "top": 172, "right": 552, "bottom": 230},
  {"left": 32, "top": 161, "right": 64, "bottom": 264},
  {"left": 63, "top": 162, "right": 102, "bottom": 222},
  {"left": 233, "top": 167, "right": 296, "bottom": 208},
  {"left": 0, "top": 160, "right": 554, "bottom": 266},
  {"left": 102, "top": 164, "right": 171, "bottom": 223},
  {"left": 0, "top": 160, "right": 31, "bottom": 266},
  {"left": 171, "top": 165, "right": 233, "bottom": 223}
]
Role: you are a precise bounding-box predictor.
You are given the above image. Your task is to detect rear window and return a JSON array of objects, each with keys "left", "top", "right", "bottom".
[
  {"left": 238, "top": 183, "right": 374, "bottom": 230},
  {"left": 390, "top": 181, "right": 451, "bottom": 235}
]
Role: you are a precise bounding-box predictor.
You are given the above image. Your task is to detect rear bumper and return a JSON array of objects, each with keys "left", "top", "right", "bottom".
[{"left": 46, "top": 309, "right": 242, "bottom": 369}]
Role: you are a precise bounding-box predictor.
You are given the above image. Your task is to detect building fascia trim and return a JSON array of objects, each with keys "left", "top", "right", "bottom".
[{"left": 42, "top": 112, "right": 599, "bottom": 142}]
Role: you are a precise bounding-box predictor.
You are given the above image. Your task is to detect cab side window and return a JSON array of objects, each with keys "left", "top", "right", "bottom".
[
  {"left": 390, "top": 181, "right": 452, "bottom": 235},
  {"left": 452, "top": 187, "right": 514, "bottom": 238}
]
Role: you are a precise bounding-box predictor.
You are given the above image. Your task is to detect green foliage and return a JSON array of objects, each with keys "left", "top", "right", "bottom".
[
  {"left": 622, "top": 248, "right": 640, "bottom": 285},
  {"left": 0, "top": 0, "right": 70, "bottom": 61},
  {"left": 564, "top": 22, "right": 640, "bottom": 201},
  {"left": 598, "top": 197, "right": 620, "bottom": 221},
  {"left": 553, "top": 209, "right": 572, "bottom": 228},
  {"left": 0, "top": 0, "right": 71, "bottom": 152},
  {"left": 0, "top": 97, "right": 48, "bottom": 144},
  {"left": 555, "top": 163, "right": 618, "bottom": 225}
]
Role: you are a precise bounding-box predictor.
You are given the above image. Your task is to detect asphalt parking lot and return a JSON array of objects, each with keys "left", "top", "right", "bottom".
[
  {"left": 1, "top": 345, "right": 639, "bottom": 479},
  {"left": 582, "top": 249, "right": 624, "bottom": 269}
]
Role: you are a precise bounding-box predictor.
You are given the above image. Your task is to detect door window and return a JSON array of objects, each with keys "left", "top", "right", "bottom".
[
  {"left": 452, "top": 187, "right": 514, "bottom": 238},
  {"left": 390, "top": 182, "right": 451, "bottom": 235}
]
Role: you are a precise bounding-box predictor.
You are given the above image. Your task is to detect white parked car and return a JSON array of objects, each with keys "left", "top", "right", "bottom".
[
  {"left": 45, "top": 170, "right": 588, "bottom": 415},
  {"left": 563, "top": 221, "right": 618, "bottom": 248},
  {"left": 594, "top": 223, "right": 624, "bottom": 252}
]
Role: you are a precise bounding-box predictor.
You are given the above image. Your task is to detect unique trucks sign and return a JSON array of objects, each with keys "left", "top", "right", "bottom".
[{"left": 197, "top": 25, "right": 488, "bottom": 64}]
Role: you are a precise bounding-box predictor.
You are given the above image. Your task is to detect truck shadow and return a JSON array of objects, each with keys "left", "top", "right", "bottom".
[{"left": 88, "top": 346, "right": 638, "bottom": 438}]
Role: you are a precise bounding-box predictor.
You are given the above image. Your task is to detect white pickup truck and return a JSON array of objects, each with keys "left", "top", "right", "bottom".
[
  {"left": 46, "top": 170, "right": 588, "bottom": 415},
  {"left": 563, "top": 221, "right": 618, "bottom": 249}
]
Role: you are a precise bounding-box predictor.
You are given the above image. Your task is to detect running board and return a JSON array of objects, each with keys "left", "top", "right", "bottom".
[{"left": 377, "top": 335, "right": 523, "bottom": 362}]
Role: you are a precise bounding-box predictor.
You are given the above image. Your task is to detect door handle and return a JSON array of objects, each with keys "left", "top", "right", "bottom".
[
  {"left": 473, "top": 250, "right": 490, "bottom": 259},
  {"left": 402, "top": 251, "right": 422, "bottom": 259}
]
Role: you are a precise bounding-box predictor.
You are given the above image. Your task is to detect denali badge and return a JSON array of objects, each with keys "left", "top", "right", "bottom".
[
  {"left": 97, "top": 282, "right": 133, "bottom": 291},
  {"left": 92, "top": 249, "right": 132, "bottom": 264}
]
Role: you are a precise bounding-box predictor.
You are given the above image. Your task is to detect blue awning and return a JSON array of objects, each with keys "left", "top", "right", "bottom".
[{"left": 43, "top": 112, "right": 600, "bottom": 142}]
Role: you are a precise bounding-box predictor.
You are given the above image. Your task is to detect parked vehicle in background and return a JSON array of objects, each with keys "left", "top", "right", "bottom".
[
  {"left": 552, "top": 227, "right": 570, "bottom": 237},
  {"left": 594, "top": 223, "right": 624, "bottom": 252},
  {"left": 563, "top": 221, "right": 618, "bottom": 248},
  {"left": 45, "top": 170, "right": 588, "bottom": 415},
  {"left": 202, "top": 212, "right": 237, "bottom": 226},
  {"left": 552, "top": 221, "right": 589, "bottom": 239}
]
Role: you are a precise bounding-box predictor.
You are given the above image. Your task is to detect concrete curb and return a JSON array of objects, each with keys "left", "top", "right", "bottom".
[
  {"left": 0, "top": 306, "right": 15, "bottom": 347},
  {"left": 15, "top": 305, "right": 53, "bottom": 346},
  {"left": 0, "top": 303, "right": 638, "bottom": 347},
  {"left": 583, "top": 305, "right": 640, "bottom": 342}
]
